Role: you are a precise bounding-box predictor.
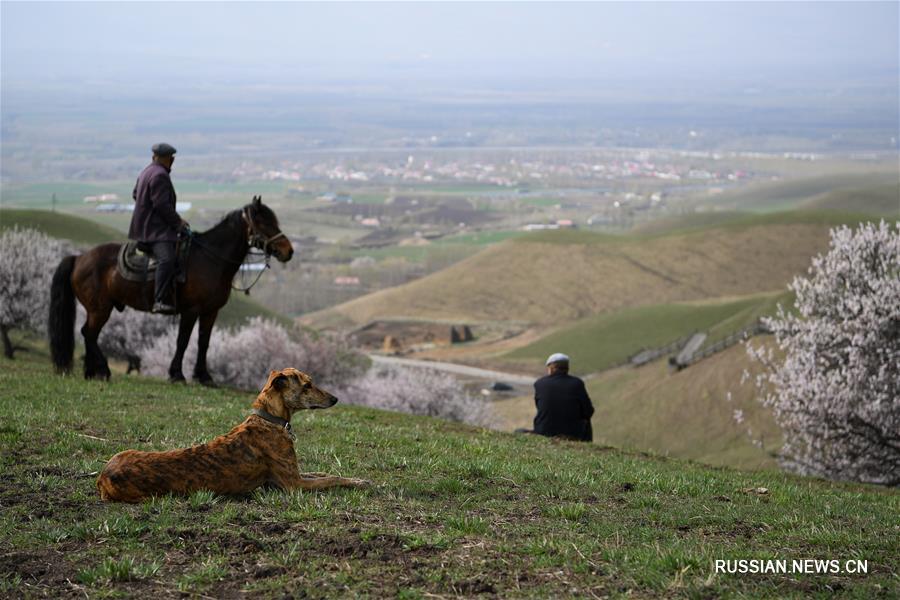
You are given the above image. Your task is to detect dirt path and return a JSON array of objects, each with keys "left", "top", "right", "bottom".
[{"left": 368, "top": 354, "right": 536, "bottom": 385}]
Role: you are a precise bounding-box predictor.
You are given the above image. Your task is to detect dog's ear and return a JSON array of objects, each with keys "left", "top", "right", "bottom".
[{"left": 272, "top": 374, "right": 288, "bottom": 390}]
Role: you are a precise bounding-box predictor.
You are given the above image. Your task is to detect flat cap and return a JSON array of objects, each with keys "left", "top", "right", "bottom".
[
  {"left": 546, "top": 352, "right": 570, "bottom": 366},
  {"left": 151, "top": 142, "right": 177, "bottom": 157}
]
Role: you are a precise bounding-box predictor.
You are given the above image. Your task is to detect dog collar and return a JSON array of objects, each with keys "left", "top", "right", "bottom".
[{"left": 251, "top": 408, "right": 295, "bottom": 440}]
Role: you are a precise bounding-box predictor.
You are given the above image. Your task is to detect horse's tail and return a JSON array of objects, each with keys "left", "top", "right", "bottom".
[{"left": 49, "top": 255, "right": 77, "bottom": 373}]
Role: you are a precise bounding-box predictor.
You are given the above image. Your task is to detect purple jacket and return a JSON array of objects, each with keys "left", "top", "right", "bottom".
[{"left": 128, "top": 162, "right": 181, "bottom": 242}]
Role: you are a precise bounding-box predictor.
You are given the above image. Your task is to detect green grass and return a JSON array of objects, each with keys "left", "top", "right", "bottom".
[
  {"left": 170, "top": 179, "right": 290, "bottom": 198},
  {"left": 529, "top": 210, "right": 882, "bottom": 245},
  {"left": 584, "top": 344, "right": 784, "bottom": 471},
  {"left": 691, "top": 171, "right": 899, "bottom": 214},
  {"left": 806, "top": 182, "right": 900, "bottom": 217},
  {"left": 503, "top": 291, "right": 792, "bottom": 373},
  {"left": 0, "top": 181, "right": 134, "bottom": 208},
  {"left": 443, "top": 230, "right": 523, "bottom": 245},
  {"left": 348, "top": 230, "right": 523, "bottom": 263},
  {"left": 1, "top": 342, "right": 897, "bottom": 597},
  {"left": 0, "top": 208, "right": 123, "bottom": 246},
  {"left": 0, "top": 180, "right": 291, "bottom": 214},
  {"left": 520, "top": 197, "right": 563, "bottom": 208}
]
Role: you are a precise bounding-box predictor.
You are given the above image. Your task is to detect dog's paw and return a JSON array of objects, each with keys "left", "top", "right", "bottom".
[{"left": 347, "top": 478, "right": 371, "bottom": 488}]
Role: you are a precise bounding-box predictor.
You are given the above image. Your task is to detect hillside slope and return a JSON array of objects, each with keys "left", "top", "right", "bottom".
[
  {"left": 307, "top": 213, "right": 845, "bottom": 328},
  {"left": 688, "top": 171, "right": 899, "bottom": 213},
  {"left": 804, "top": 181, "right": 899, "bottom": 216},
  {"left": 0, "top": 208, "right": 123, "bottom": 246},
  {"left": 500, "top": 290, "right": 790, "bottom": 373},
  {"left": 1, "top": 346, "right": 897, "bottom": 597},
  {"left": 495, "top": 341, "right": 782, "bottom": 471}
]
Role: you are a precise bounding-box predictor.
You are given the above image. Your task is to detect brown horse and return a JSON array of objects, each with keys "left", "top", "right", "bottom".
[{"left": 49, "top": 196, "right": 293, "bottom": 383}]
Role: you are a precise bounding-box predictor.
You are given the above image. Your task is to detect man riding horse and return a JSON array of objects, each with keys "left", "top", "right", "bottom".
[
  {"left": 129, "top": 143, "right": 189, "bottom": 315},
  {"left": 50, "top": 167, "right": 294, "bottom": 382}
]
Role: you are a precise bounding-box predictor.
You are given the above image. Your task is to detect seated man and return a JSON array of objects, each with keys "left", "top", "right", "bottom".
[{"left": 532, "top": 353, "right": 594, "bottom": 442}]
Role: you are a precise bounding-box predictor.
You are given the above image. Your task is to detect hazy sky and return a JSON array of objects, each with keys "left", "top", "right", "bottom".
[{"left": 3, "top": 1, "right": 898, "bottom": 90}]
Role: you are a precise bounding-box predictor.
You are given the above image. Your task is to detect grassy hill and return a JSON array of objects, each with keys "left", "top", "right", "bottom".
[
  {"left": 306, "top": 211, "right": 855, "bottom": 328},
  {"left": 1, "top": 345, "right": 897, "bottom": 597},
  {"left": 499, "top": 291, "right": 791, "bottom": 374},
  {"left": 804, "top": 181, "right": 899, "bottom": 217},
  {"left": 0, "top": 208, "right": 123, "bottom": 246},
  {"left": 495, "top": 342, "right": 782, "bottom": 471},
  {"left": 689, "top": 171, "right": 899, "bottom": 214}
]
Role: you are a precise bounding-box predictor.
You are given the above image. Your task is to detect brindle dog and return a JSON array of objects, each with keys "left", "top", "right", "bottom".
[{"left": 97, "top": 368, "right": 368, "bottom": 502}]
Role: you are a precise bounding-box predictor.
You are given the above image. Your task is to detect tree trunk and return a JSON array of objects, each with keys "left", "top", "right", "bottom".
[{"left": 1, "top": 325, "right": 14, "bottom": 359}]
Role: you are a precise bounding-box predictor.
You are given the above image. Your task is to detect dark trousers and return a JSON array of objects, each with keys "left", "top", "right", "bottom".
[{"left": 150, "top": 241, "right": 177, "bottom": 305}]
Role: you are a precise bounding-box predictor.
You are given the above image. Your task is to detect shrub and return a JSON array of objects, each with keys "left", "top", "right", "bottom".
[
  {"left": 747, "top": 221, "right": 900, "bottom": 485},
  {"left": 335, "top": 365, "right": 494, "bottom": 427},
  {"left": 99, "top": 309, "right": 172, "bottom": 373},
  {"left": 139, "top": 317, "right": 366, "bottom": 390},
  {"left": 0, "top": 227, "right": 67, "bottom": 358},
  {"left": 139, "top": 317, "right": 489, "bottom": 427}
]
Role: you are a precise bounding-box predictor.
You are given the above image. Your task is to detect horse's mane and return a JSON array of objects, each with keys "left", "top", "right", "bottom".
[
  {"left": 195, "top": 208, "right": 245, "bottom": 243},
  {"left": 195, "top": 201, "right": 278, "bottom": 244}
]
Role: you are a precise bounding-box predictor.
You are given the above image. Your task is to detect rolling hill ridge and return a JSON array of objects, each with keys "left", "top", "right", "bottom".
[{"left": 306, "top": 211, "right": 853, "bottom": 329}]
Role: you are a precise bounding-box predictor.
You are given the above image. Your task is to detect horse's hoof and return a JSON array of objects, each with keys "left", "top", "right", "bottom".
[
  {"left": 196, "top": 376, "right": 217, "bottom": 388},
  {"left": 169, "top": 374, "right": 186, "bottom": 384}
]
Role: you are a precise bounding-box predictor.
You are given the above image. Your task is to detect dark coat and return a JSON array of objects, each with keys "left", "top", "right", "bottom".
[
  {"left": 129, "top": 163, "right": 181, "bottom": 242},
  {"left": 533, "top": 372, "right": 595, "bottom": 442}
]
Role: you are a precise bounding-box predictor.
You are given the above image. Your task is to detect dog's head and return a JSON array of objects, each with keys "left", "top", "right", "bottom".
[{"left": 257, "top": 368, "right": 338, "bottom": 420}]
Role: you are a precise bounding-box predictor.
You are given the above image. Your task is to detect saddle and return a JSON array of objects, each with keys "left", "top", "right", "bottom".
[{"left": 117, "top": 240, "right": 190, "bottom": 283}]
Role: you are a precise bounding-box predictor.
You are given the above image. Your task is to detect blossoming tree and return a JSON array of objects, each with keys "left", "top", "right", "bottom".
[
  {"left": 748, "top": 221, "right": 899, "bottom": 485},
  {"left": 0, "top": 227, "right": 66, "bottom": 359}
]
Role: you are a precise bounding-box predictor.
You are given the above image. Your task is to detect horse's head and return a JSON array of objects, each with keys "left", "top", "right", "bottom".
[{"left": 242, "top": 195, "right": 293, "bottom": 262}]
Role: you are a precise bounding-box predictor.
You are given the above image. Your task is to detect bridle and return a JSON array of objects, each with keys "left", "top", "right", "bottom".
[
  {"left": 242, "top": 206, "right": 288, "bottom": 255},
  {"left": 187, "top": 203, "right": 289, "bottom": 294}
]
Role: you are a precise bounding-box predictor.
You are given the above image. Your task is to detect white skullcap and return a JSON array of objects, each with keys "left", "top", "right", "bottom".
[{"left": 546, "top": 353, "right": 570, "bottom": 366}]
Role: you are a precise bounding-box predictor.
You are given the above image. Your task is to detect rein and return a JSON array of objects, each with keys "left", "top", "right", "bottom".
[{"left": 231, "top": 253, "right": 270, "bottom": 294}]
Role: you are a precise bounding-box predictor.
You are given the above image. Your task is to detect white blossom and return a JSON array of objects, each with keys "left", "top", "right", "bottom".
[
  {"left": 139, "top": 317, "right": 489, "bottom": 425},
  {"left": 747, "top": 221, "right": 900, "bottom": 486},
  {"left": 0, "top": 227, "right": 68, "bottom": 358},
  {"left": 139, "top": 317, "right": 366, "bottom": 390},
  {"left": 334, "top": 365, "right": 494, "bottom": 427},
  {"left": 75, "top": 306, "right": 172, "bottom": 371}
]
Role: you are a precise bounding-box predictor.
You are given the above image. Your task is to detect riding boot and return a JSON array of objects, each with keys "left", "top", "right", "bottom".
[{"left": 151, "top": 241, "right": 177, "bottom": 314}]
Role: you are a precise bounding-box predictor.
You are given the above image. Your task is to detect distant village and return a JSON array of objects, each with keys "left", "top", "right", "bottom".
[{"left": 238, "top": 148, "right": 759, "bottom": 188}]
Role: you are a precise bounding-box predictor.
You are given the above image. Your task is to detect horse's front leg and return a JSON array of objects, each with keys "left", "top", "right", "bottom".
[
  {"left": 169, "top": 312, "right": 197, "bottom": 383},
  {"left": 193, "top": 310, "right": 219, "bottom": 386},
  {"left": 82, "top": 305, "right": 113, "bottom": 380}
]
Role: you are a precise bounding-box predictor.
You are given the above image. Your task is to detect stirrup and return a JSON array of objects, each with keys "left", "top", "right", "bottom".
[{"left": 152, "top": 302, "right": 177, "bottom": 315}]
